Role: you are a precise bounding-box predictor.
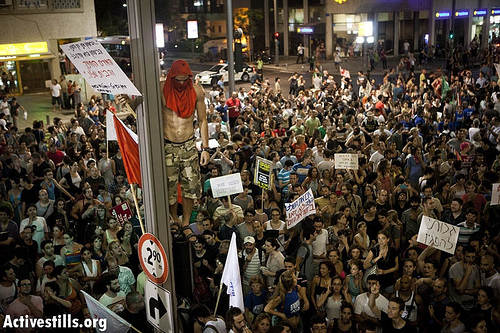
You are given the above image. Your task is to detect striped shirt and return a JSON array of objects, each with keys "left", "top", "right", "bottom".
[{"left": 457, "top": 221, "right": 480, "bottom": 245}]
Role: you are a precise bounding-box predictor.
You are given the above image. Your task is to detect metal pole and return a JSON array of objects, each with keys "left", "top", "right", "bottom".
[
  {"left": 274, "top": 0, "right": 279, "bottom": 66},
  {"left": 126, "top": 0, "right": 178, "bottom": 331},
  {"left": 226, "top": 0, "right": 235, "bottom": 96}
]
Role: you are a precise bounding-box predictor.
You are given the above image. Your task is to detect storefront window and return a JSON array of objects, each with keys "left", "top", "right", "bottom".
[{"left": 0, "top": 61, "right": 19, "bottom": 95}]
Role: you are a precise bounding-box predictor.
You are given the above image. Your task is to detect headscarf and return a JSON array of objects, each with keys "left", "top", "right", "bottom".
[{"left": 163, "top": 60, "right": 196, "bottom": 118}]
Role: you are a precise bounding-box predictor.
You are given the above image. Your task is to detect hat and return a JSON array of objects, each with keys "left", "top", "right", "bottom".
[
  {"left": 366, "top": 111, "right": 374, "bottom": 117},
  {"left": 243, "top": 236, "right": 255, "bottom": 244}
]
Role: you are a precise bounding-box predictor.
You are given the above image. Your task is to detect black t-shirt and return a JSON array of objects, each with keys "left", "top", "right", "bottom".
[
  {"left": 118, "top": 308, "right": 153, "bottom": 333},
  {"left": 381, "top": 312, "right": 418, "bottom": 333}
]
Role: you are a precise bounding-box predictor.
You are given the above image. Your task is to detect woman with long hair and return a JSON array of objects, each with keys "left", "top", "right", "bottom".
[
  {"left": 472, "top": 286, "right": 500, "bottom": 332},
  {"left": 331, "top": 302, "right": 356, "bottom": 333},
  {"left": 310, "top": 260, "right": 335, "bottom": 315},
  {"left": 364, "top": 230, "right": 399, "bottom": 295},
  {"left": 60, "top": 230, "right": 83, "bottom": 280},
  {"left": 7, "top": 178, "right": 23, "bottom": 224},
  {"left": 103, "top": 218, "right": 121, "bottom": 249},
  {"left": 344, "top": 259, "right": 364, "bottom": 303},
  {"left": 261, "top": 237, "right": 285, "bottom": 288},
  {"left": 292, "top": 134, "right": 307, "bottom": 160},
  {"left": 80, "top": 246, "right": 101, "bottom": 296},
  {"left": 302, "top": 166, "right": 320, "bottom": 196},
  {"left": 317, "top": 276, "right": 348, "bottom": 323},
  {"left": 320, "top": 169, "right": 334, "bottom": 189},
  {"left": 52, "top": 224, "right": 66, "bottom": 255},
  {"left": 90, "top": 235, "right": 106, "bottom": 269},
  {"left": 105, "top": 240, "right": 130, "bottom": 267},
  {"left": 376, "top": 159, "right": 393, "bottom": 195},
  {"left": 362, "top": 184, "right": 376, "bottom": 204},
  {"left": 441, "top": 302, "right": 466, "bottom": 333},
  {"left": 328, "top": 248, "right": 346, "bottom": 279},
  {"left": 251, "top": 313, "right": 271, "bottom": 333},
  {"left": 264, "top": 270, "right": 301, "bottom": 329},
  {"left": 54, "top": 265, "right": 84, "bottom": 317}
]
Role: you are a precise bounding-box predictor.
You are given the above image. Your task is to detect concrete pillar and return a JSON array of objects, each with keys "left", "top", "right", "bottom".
[
  {"left": 49, "top": 39, "right": 61, "bottom": 80},
  {"left": 429, "top": 5, "right": 436, "bottom": 47},
  {"left": 284, "top": 0, "right": 289, "bottom": 56},
  {"left": 394, "top": 11, "right": 400, "bottom": 56},
  {"left": 481, "top": 10, "right": 490, "bottom": 49},
  {"left": 326, "top": 13, "right": 333, "bottom": 59},
  {"left": 465, "top": 14, "right": 472, "bottom": 47},
  {"left": 413, "top": 11, "right": 419, "bottom": 52},
  {"left": 373, "top": 12, "right": 379, "bottom": 46},
  {"left": 265, "top": 0, "right": 270, "bottom": 49},
  {"left": 303, "top": 0, "right": 309, "bottom": 58}
]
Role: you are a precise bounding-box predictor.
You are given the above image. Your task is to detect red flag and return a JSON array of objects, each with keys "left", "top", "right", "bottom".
[{"left": 112, "top": 114, "right": 142, "bottom": 187}]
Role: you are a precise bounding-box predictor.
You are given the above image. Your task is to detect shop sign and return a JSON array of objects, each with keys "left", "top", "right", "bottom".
[
  {"left": 0, "top": 42, "right": 48, "bottom": 56},
  {"left": 455, "top": 10, "right": 469, "bottom": 17},
  {"left": 473, "top": 9, "right": 487, "bottom": 16},
  {"left": 297, "top": 26, "right": 314, "bottom": 34},
  {"left": 492, "top": 9, "right": 500, "bottom": 16},
  {"left": 435, "top": 11, "right": 451, "bottom": 19}
]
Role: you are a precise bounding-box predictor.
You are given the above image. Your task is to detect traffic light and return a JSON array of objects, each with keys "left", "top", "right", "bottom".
[
  {"left": 449, "top": 30, "right": 454, "bottom": 39},
  {"left": 274, "top": 32, "right": 280, "bottom": 39}
]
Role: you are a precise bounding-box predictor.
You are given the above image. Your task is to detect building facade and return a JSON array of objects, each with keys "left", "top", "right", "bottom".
[{"left": 0, "top": 0, "right": 97, "bottom": 94}]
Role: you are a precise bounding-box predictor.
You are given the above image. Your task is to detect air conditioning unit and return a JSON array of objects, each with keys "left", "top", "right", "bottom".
[{"left": 0, "top": 0, "right": 13, "bottom": 6}]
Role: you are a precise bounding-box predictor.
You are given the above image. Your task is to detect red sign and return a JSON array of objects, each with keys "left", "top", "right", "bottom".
[
  {"left": 109, "top": 202, "right": 133, "bottom": 226},
  {"left": 138, "top": 233, "right": 169, "bottom": 284}
]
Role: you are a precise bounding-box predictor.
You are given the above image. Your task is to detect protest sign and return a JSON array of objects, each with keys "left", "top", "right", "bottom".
[
  {"left": 210, "top": 173, "right": 243, "bottom": 198},
  {"left": 285, "top": 189, "right": 316, "bottom": 229},
  {"left": 417, "top": 215, "right": 459, "bottom": 255},
  {"left": 491, "top": 183, "right": 500, "bottom": 206},
  {"left": 254, "top": 157, "right": 273, "bottom": 190},
  {"left": 334, "top": 153, "right": 359, "bottom": 170},
  {"left": 60, "top": 39, "right": 141, "bottom": 96},
  {"left": 109, "top": 202, "right": 133, "bottom": 226}
]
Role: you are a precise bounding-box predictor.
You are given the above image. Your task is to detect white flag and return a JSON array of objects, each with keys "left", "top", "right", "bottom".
[
  {"left": 494, "top": 63, "right": 500, "bottom": 77},
  {"left": 106, "top": 109, "right": 117, "bottom": 141},
  {"left": 82, "top": 290, "right": 132, "bottom": 333},
  {"left": 220, "top": 233, "right": 244, "bottom": 311},
  {"left": 106, "top": 109, "right": 139, "bottom": 143}
]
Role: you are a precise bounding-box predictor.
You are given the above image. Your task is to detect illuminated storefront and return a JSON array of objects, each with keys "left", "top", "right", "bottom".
[{"left": 0, "top": 41, "right": 53, "bottom": 94}]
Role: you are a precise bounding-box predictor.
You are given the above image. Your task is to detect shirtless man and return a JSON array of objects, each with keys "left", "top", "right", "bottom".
[{"left": 160, "top": 60, "right": 209, "bottom": 242}]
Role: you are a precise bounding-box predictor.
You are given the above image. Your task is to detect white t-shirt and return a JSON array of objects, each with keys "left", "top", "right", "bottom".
[
  {"left": 20, "top": 217, "right": 49, "bottom": 253},
  {"left": 0, "top": 101, "right": 10, "bottom": 116},
  {"left": 51, "top": 84, "right": 62, "bottom": 97},
  {"left": 312, "top": 228, "right": 328, "bottom": 260},
  {"left": 354, "top": 292, "right": 388, "bottom": 333}
]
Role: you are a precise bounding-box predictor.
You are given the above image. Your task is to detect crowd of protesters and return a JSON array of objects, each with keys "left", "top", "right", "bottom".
[{"left": 0, "top": 40, "right": 499, "bottom": 333}]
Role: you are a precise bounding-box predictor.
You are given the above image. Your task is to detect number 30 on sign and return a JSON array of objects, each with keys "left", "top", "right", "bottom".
[{"left": 138, "top": 233, "right": 169, "bottom": 284}]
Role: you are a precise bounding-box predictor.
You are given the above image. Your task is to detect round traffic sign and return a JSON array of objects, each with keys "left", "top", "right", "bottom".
[{"left": 138, "top": 233, "right": 169, "bottom": 284}]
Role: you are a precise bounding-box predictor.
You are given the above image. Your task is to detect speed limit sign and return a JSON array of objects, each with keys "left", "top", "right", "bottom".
[{"left": 138, "top": 233, "right": 169, "bottom": 284}]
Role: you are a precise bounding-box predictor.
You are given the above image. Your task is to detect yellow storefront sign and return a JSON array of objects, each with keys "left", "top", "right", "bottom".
[{"left": 0, "top": 42, "right": 48, "bottom": 56}]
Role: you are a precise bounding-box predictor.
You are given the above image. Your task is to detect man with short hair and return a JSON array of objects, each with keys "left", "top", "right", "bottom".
[
  {"left": 480, "top": 254, "right": 500, "bottom": 298},
  {"left": 0, "top": 264, "right": 17, "bottom": 309},
  {"left": 35, "top": 189, "right": 55, "bottom": 220},
  {"left": 191, "top": 304, "right": 226, "bottom": 333},
  {"left": 6, "top": 279, "right": 43, "bottom": 330},
  {"left": 401, "top": 195, "right": 422, "bottom": 244},
  {"left": 292, "top": 154, "right": 311, "bottom": 184},
  {"left": 20, "top": 204, "right": 49, "bottom": 253},
  {"left": 213, "top": 197, "right": 244, "bottom": 230},
  {"left": 98, "top": 273, "right": 126, "bottom": 313},
  {"left": 368, "top": 293, "right": 417, "bottom": 333},
  {"left": 441, "top": 198, "right": 466, "bottom": 226},
  {"left": 309, "top": 314, "right": 328, "bottom": 332},
  {"left": 240, "top": 236, "right": 262, "bottom": 295},
  {"left": 226, "top": 306, "right": 251, "bottom": 333},
  {"left": 354, "top": 275, "right": 389, "bottom": 331},
  {"left": 35, "top": 240, "right": 65, "bottom": 280},
  {"left": 456, "top": 208, "right": 481, "bottom": 246},
  {"left": 104, "top": 256, "right": 135, "bottom": 295},
  {"left": 427, "top": 277, "right": 451, "bottom": 332},
  {"left": 118, "top": 291, "right": 153, "bottom": 332},
  {"left": 448, "top": 245, "right": 480, "bottom": 311},
  {"left": 0, "top": 206, "right": 18, "bottom": 265}
]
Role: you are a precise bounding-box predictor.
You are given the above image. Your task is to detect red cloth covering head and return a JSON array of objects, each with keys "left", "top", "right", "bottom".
[{"left": 163, "top": 60, "right": 196, "bottom": 118}]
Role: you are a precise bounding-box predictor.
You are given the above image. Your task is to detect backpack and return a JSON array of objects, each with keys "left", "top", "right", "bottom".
[
  {"left": 192, "top": 269, "right": 212, "bottom": 305},
  {"left": 293, "top": 242, "right": 310, "bottom": 270}
]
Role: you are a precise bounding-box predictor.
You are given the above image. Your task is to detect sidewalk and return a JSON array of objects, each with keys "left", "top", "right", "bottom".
[{"left": 267, "top": 55, "right": 447, "bottom": 76}]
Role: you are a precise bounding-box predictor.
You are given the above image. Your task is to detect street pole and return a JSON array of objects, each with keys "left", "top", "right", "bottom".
[
  {"left": 225, "top": 0, "right": 235, "bottom": 96},
  {"left": 127, "top": 0, "right": 178, "bottom": 331},
  {"left": 274, "top": 0, "right": 279, "bottom": 66}
]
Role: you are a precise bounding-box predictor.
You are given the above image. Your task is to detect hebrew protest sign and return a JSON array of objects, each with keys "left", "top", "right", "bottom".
[
  {"left": 285, "top": 189, "right": 316, "bottom": 229},
  {"left": 210, "top": 173, "right": 243, "bottom": 198},
  {"left": 60, "top": 39, "right": 141, "bottom": 96},
  {"left": 334, "top": 154, "right": 359, "bottom": 170},
  {"left": 417, "top": 215, "right": 459, "bottom": 255},
  {"left": 254, "top": 157, "right": 273, "bottom": 190}
]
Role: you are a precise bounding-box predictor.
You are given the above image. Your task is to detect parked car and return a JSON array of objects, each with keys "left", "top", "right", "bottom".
[{"left": 195, "top": 62, "right": 254, "bottom": 86}]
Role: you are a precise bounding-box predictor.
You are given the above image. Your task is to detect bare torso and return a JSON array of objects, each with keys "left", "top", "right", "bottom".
[{"left": 161, "top": 81, "right": 205, "bottom": 142}]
